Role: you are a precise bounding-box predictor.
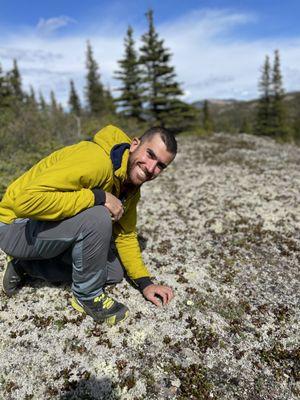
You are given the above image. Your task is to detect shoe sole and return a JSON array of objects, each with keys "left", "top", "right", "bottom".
[{"left": 70, "top": 296, "right": 129, "bottom": 326}]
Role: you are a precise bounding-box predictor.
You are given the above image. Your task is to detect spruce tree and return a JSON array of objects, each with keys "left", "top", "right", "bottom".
[
  {"left": 255, "top": 55, "right": 272, "bottom": 135},
  {"left": 239, "top": 118, "right": 251, "bottom": 134},
  {"left": 293, "top": 112, "right": 300, "bottom": 142},
  {"left": 9, "top": 59, "right": 23, "bottom": 101},
  {"left": 0, "top": 64, "right": 14, "bottom": 125},
  {"left": 0, "top": 64, "right": 12, "bottom": 110},
  {"left": 25, "top": 85, "right": 38, "bottom": 110},
  {"left": 85, "top": 41, "right": 106, "bottom": 115},
  {"left": 114, "top": 26, "right": 144, "bottom": 119},
  {"left": 139, "top": 9, "right": 184, "bottom": 128},
  {"left": 39, "top": 91, "right": 47, "bottom": 112},
  {"left": 50, "top": 90, "right": 58, "bottom": 113},
  {"left": 103, "top": 86, "right": 116, "bottom": 114},
  {"left": 69, "top": 79, "right": 81, "bottom": 116},
  {"left": 270, "top": 49, "right": 287, "bottom": 138},
  {"left": 203, "top": 100, "right": 214, "bottom": 133}
]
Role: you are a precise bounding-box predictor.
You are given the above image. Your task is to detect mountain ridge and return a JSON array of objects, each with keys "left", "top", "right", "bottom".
[{"left": 192, "top": 90, "right": 300, "bottom": 133}]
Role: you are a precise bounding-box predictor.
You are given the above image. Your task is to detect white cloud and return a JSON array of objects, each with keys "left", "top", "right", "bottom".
[
  {"left": 36, "top": 16, "right": 76, "bottom": 34},
  {"left": 1, "top": 8, "right": 300, "bottom": 106},
  {"left": 158, "top": 8, "right": 300, "bottom": 101}
]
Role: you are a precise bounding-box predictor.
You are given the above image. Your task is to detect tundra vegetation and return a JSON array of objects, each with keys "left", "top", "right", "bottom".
[
  {"left": 0, "top": 9, "right": 299, "bottom": 400},
  {"left": 0, "top": 133, "right": 299, "bottom": 399}
]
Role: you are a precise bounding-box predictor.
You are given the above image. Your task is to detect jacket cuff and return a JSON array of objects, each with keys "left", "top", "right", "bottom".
[
  {"left": 92, "top": 188, "right": 106, "bottom": 205},
  {"left": 133, "top": 277, "right": 154, "bottom": 291}
]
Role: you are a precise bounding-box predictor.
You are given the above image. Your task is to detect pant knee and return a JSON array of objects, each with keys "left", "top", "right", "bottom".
[{"left": 81, "top": 206, "right": 112, "bottom": 239}]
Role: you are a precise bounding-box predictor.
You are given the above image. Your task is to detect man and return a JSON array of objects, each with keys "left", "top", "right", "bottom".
[{"left": 0, "top": 125, "right": 176, "bottom": 325}]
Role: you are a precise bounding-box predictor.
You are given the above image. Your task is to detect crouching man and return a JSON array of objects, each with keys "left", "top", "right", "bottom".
[{"left": 0, "top": 125, "right": 176, "bottom": 325}]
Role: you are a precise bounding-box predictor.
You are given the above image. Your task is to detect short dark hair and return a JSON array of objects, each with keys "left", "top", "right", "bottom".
[{"left": 139, "top": 127, "right": 177, "bottom": 155}]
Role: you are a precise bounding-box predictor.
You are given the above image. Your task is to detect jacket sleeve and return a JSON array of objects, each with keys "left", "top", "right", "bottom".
[
  {"left": 12, "top": 144, "right": 112, "bottom": 220},
  {"left": 113, "top": 191, "right": 152, "bottom": 283}
]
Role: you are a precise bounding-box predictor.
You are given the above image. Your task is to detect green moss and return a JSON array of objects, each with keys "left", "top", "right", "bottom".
[
  {"left": 5, "top": 381, "right": 20, "bottom": 394},
  {"left": 32, "top": 314, "right": 53, "bottom": 328},
  {"left": 163, "top": 335, "right": 172, "bottom": 345},
  {"left": 260, "top": 344, "right": 300, "bottom": 381},
  {"left": 164, "top": 362, "right": 213, "bottom": 399},
  {"left": 185, "top": 317, "right": 219, "bottom": 352}
]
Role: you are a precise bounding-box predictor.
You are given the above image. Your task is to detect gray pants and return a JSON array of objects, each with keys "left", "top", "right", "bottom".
[{"left": 0, "top": 206, "right": 124, "bottom": 300}]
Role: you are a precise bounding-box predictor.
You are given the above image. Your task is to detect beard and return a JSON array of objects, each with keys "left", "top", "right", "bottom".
[{"left": 126, "top": 153, "right": 152, "bottom": 187}]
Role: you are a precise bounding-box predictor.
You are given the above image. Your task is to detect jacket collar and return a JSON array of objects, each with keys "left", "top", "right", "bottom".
[
  {"left": 110, "top": 143, "right": 130, "bottom": 194},
  {"left": 110, "top": 143, "right": 140, "bottom": 199},
  {"left": 110, "top": 143, "right": 130, "bottom": 172}
]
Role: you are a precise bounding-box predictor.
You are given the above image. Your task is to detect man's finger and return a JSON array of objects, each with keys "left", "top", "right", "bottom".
[
  {"left": 156, "top": 289, "right": 168, "bottom": 305},
  {"left": 148, "top": 294, "right": 162, "bottom": 307},
  {"left": 163, "top": 288, "right": 173, "bottom": 304},
  {"left": 116, "top": 207, "right": 124, "bottom": 221},
  {"left": 164, "top": 291, "right": 171, "bottom": 304},
  {"left": 167, "top": 288, "right": 174, "bottom": 302},
  {"left": 162, "top": 292, "right": 168, "bottom": 305}
]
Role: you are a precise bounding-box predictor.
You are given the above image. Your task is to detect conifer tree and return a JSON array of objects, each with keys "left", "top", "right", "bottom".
[
  {"left": 114, "top": 26, "right": 144, "bottom": 119},
  {"left": 85, "top": 41, "right": 106, "bottom": 115},
  {"left": 0, "top": 64, "right": 14, "bottom": 125},
  {"left": 58, "top": 103, "right": 64, "bottom": 113},
  {"left": 255, "top": 55, "right": 272, "bottom": 135},
  {"left": 139, "top": 9, "right": 184, "bottom": 128},
  {"left": 25, "top": 85, "right": 38, "bottom": 110},
  {"left": 270, "top": 49, "right": 287, "bottom": 137},
  {"left": 0, "top": 64, "right": 12, "bottom": 110},
  {"left": 103, "top": 86, "right": 116, "bottom": 114},
  {"left": 9, "top": 59, "right": 23, "bottom": 101},
  {"left": 39, "top": 91, "right": 47, "bottom": 112},
  {"left": 293, "top": 113, "right": 300, "bottom": 142},
  {"left": 50, "top": 90, "right": 58, "bottom": 113},
  {"left": 29, "top": 86, "right": 36, "bottom": 101},
  {"left": 203, "top": 100, "right": 214, "bottom": 133},
  {"left": 69, "top": 79, "right": 81, "bottom": 116},
  {"left": 239, "top": 118, "right": 251, "bottom": 134}
]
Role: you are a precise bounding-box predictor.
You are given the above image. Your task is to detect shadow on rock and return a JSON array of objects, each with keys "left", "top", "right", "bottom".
[
  {"left": 58, "top": 376, "right": 120, "bottom": 400},
  {"left": 137, "top": 234, "right": 148, "bottom": 251}
]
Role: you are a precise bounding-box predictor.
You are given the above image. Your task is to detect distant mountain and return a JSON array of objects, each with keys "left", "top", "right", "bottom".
[
  {"left": 192, "top": 91, "right": 300, "bottom": 133},
  {"left": 193, "top": 98, "right": 238, "bottom": 109}
]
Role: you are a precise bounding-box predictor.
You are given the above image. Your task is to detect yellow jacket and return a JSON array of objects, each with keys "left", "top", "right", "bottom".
[{"left": 0, "top": 125, "right": 150, "bottom": 281}]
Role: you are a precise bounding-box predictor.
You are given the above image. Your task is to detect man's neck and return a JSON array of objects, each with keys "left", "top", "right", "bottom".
[{"left": 120, "top": 182, "right": 138, "bottom": 198}]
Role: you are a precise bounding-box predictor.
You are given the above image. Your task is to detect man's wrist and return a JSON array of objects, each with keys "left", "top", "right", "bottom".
[
  {"left": 92, "top": 188, "right": 106, "bottom": 205},
  {"left": 133, "top": 277, "right": 154, "bottom": 291}
]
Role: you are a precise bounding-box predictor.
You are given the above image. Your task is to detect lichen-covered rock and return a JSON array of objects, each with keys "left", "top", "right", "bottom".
[{"left": 0, "top": 133, "right": 299, "bottom": 399}]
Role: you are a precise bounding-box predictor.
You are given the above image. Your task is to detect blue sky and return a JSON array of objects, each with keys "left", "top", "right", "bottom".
[{"left": 1, "top": 0, "right": 300, "bottom": 106}]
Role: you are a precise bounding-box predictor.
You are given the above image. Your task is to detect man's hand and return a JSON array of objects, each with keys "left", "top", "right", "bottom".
[
  {"left": 104, "top": 192, "right": 124, "bottom": 221},
  {"left": 142, "top": 284, "right": 174, "bottom": 307}
]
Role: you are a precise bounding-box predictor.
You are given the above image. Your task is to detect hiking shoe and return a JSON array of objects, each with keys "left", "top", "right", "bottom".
[
  {"left": 2, "top": 256, "right": 26, "bottom": 297},
  {"left": 71, "top": 293, "right": 129, "bottom": 326}
]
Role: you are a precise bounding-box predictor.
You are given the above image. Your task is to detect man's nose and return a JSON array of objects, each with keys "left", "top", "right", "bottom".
[{"left": 147, "top": 160, "right": 157, "bottom": 174}]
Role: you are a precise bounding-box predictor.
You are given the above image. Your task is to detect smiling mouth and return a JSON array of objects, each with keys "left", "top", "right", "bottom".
[{"left": 137, "top": 165, "right": 150, "bottom": 181}]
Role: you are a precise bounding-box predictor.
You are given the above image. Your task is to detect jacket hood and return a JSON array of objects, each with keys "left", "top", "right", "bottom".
[
  {"left": 93, "top": 125, "right": 132, "bottom": 154},
  {"left": 93, "top": 124, "right": 133, "bottom": 188}
]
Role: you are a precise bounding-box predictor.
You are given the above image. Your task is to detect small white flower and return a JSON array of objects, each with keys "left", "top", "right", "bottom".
[{"left": 171, "top": 378, "right": 181, "bottom": 388}]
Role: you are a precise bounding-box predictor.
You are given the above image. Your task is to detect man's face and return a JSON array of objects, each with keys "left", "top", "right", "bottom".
[{"left": 127, "top": 134, "right": 175, "bottom": 186}]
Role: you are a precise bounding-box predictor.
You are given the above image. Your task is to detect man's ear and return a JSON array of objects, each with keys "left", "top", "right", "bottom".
[{"left": 129, "top": 137, "right": 140, "bottom": 152}]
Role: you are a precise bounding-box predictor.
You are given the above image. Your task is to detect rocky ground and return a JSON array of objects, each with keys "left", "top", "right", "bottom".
[{"left": 0, "top": 132, "right": 299, "bottom": 400}]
